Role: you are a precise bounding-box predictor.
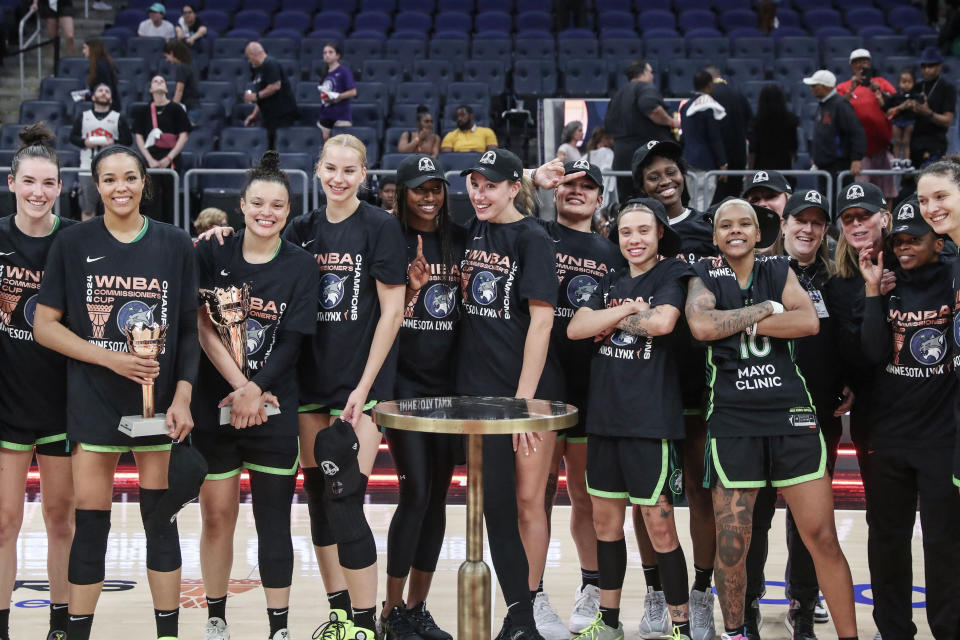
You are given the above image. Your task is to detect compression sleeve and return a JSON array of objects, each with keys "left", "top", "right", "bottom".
[
  {"left": 175, "top": 307, "right": 200, "bottom": 386},
  {"left": 251, "top": 330, "right": 305, "bottom": 392}
]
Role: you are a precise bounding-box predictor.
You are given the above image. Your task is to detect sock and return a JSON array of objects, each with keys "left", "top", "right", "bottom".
[
  {"left": 838, "top": 637, "right": 858, "bottom": 640},
  {"left": 693, "top": 565, "right": 713, "bottom": 592},
  {"left": 643, "top": 564, "right": 662, "bottom": 591},
  {"left": 537, "top": 577, "right": 543, "bottom": 594},
  {"left": 675, "top": 620, "right": 691, "bottom": 637},
  {"left": 154, "top": 608, "right": 179, "bottom": 639},
  {"left": 353, "top": 606, "right": 376, "bottom": 632},
  {"left": 206, "top": 595, "right": 227, "bottom": 621},
  {"left": 327, "top": 590, "right": 352, "bottom": 617},
  {"left": 49, "top": 602, "right": 69, "bottom": 631},
  {"left": 581, "top": 568, "right": 600, "bottom": 589},
  {"left": 268, "top": 607, "right": 288, "bottom": 635},
  {"left": 599, "top": 605, "right": 619, "bottom": 628},
  {"left": 724, "top": 626, "right": 745, "bottom": 637},
  {"left": 67, "top": 613, "right": 94, "bottom": 640},
  {"left": 507, "top": 600, "right": 534, "bottom": 627},
  {"left": 0, "top": 609, "right": 8, "bottom": 640}
]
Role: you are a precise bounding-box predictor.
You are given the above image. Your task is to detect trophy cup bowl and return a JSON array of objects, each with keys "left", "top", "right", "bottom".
[{"left": 118, "top": 322, "right": 171, "bottom": 438}]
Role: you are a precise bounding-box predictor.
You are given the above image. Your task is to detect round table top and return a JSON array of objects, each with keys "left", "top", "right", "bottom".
[{"left": 373, "top": 396, "right": 579, "bottom": 435}]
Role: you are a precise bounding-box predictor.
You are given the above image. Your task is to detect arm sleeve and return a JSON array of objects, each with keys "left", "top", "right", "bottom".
[
  {"left": 859, "top": 295, "right": 892, "bottom": 365},
  {"left": 582, "top": 273, "right": 610, "bottom": 311},
  {"left": 37, "top": 234, "right": 67, "bottom": 312},
  {"left": 518, "top": 227, "right": 558, "bottom": 306},
  {"left": 116, "top": 114, "right": 133, "bottom": 146},
  {"left": 369, "top": 213, "right": 408, "bottom": 285},
  {"left": 342, "top": 66, "right": 356, "bottom": 90},
  {"left": 70, "top": 116, "right": 85, "bottom": 149},
  {"left": 655, "top": 259, "right": 695, "bottom": 310},
  {"left": 250, "top": 330, "right": 303, "bottom": 391},
  {"left": 175, "top": 234, "right": 200, "bottom": 386},
  {"left": 261, "top": 60, "right": 282, "bottom": 86}
]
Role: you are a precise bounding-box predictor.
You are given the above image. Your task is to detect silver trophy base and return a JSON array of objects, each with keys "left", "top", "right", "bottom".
[
  {"left": 219, "top": 404, "right": 281, "bottom": 425},
  {"left": 119, "top": 414, "right": 170, "bottom": 438}
]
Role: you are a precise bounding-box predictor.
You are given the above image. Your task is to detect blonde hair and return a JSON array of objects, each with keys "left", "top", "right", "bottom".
[
  {"left": 319, "top": 133, "right": 367, "bottom": 168},
  {"left": 833, "top": 210, "right": 891, "bottom": 279},
  {"left": 514, "top": 173, "right": 539, "bottom": 216},
  {"left": 712, "top": 198, "right": 757, "bottom": 229},
  {"left": 194, "top": 207, "right": 228, "bottom": 234}
]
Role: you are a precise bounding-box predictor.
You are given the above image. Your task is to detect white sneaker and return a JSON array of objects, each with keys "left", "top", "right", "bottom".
[
  {"left": 270, "top": 630, "right": 291, "bottom": 640},
  {"left": 534, "top": 592, "right": 572, "bottom": 640},
  {"left": 205, "top": 617, "right": 230, "bottom": 640},
  {"left": 814, "top": 601, "right": 829, "bottom": 624},
  {"left": 689, "top": 589, "right": 716, "bottom": 640},
  {"left": 638, "top": 588, "right": 671, "bottom": 639},
  {"left": 569, "top": 584, "right": 600, "bottom": 633}
]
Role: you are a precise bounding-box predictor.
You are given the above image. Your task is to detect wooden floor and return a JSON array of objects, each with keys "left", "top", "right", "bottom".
[{"left": 8, "top": 503, "right": 932, "bottom": 640}]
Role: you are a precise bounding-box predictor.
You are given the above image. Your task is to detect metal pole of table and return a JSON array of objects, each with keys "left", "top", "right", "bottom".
[{"left": 459, "top": 433, "right": 490, "bottom": 640}]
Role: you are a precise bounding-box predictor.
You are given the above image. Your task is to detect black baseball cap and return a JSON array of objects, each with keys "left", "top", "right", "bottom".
[
  {"left": 783, "top": 189, "right": 829, "bottom": 220},
  {"left": 836, "top": 181, "right": 887, "bottom": 216},
  {"left": 706, "top": 197, "right": 782, "bottom": 248},
  {"left": 146, "top": 439, "right": 208, "bottom": 530},
  {"left": 889, "top": 197, "right": 933, "bottom": 237},
  {"left": 742, "top": 170, "right": 793, "bottom": 197},
  {"left": 631, "top": 139, "right": 682, "bottom": 182},
  {"left": 397, "top": 153, "right": 448, "bottom": 189},
  {"left": 459, "top": 148, "right": 523, "bottom": 183},
  {"left": 617, "top": 197, "right": 682, "bottom": 257},
  {"left": 564, "top": 158, "right": 604, "bottom": 192}
]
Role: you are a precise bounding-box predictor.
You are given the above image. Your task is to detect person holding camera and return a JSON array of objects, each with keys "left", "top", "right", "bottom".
[
  {"left": 836, "top": 49, "right": 896, "bottom": 197},
  {"left": 908, "top": 48, "right": 957, "bottom": 170}
]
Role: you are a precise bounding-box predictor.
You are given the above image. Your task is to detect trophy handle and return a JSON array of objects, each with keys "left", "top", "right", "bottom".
[{"left": 142, "top": 383, "right": 155, "bottom": 419}]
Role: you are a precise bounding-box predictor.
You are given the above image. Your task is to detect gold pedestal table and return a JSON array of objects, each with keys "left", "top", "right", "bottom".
[{"left": 374, "top": 396, "right": 577, "bottom": 640}]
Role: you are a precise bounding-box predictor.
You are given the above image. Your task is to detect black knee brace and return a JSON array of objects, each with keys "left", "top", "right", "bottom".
[
  {"left": 140, "top": 488, "right": 182, "bottom": 573},
  {"left": 69, "top": 509, "right": 111, "bottom": 585},
  {"left": 315, "top": 419, "right": 373, "bottom": 548},
  {"left": 251, "top": 473, "right": 295, "bottom": 589},
  {"left": 302, "top": 467, "right": 335, "bottom": 547},
  {"left": 331, "top": 474, "right": 375, "bottom": 569},
  {"left": 657, "top": 546, "right": 689, "bottom": 607}
]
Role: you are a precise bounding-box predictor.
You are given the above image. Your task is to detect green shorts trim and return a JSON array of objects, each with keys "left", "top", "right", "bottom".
[
  {"left": 953, "top": 475, "right": 959, "bottom": 488},
  {"left": 36, "top": 433, "right": 67, "bottom": 445},
  {"left": 771, "top": 432, "right": 826, "bottom": 488},
  {"left": 0, "top": 440, "right": 34, "bottom": 451},
  {"left": 203, "top": 442, "right": 300, "bottom": 481},
  {"left": 298, "top": 403, "right": 325, "bottom": 413},
  {"left": 710, "top": 437, "right": 766, "bottom": 489},
  {"left": 79, "top": 442, "right": 173, "bottom": 453},
  {"left": 330, "top": 400, "right": 378, "bottom": 416},
  {"left": 683, "top": 408, "right": 703, "bottom": 416},
  {"left": 708, "top": 432, "right": 826, "bottom": 489},
  {"left": 1, "top": 432, "right": 68, "bottom": 452},
  {"left": 298, "top": 400, "right": 378, "bottom": 415},
  {"left": 565, "top": 436, "right": 587, "bottom": 444}
]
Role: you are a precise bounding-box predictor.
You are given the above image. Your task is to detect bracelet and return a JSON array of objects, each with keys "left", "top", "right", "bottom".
[
  {"left": 769, "top": 300, "right": 785, "bottom": 315},
  {"left": 747, "top": 322, "right": 757, "bottom": 336}
]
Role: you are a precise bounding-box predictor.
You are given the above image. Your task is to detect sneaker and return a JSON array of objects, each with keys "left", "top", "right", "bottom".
[
  {"left": 572, "top": 614, "right": 624, "bottom": 640},
  {"left": 688, "top": 589, "right": 716, "bottom": 640},
  {"left": 786, "top": 599, "right": 816, "bottom": 640},
  {"left": 47, "top": 632, "right": 67, "bottom": 640},
  {"left": 743, "top": 598, "right": 761, "bottom": 640},
  {"left": 206, "top": 617, "right": 231, "bottom": 640},
  {"left": 720, "top": 634, "right": 745, "bottom": 640},
  {"left": 813, "top": 601, "right": 828, "bottom": 624},
  {"left": 494, "top": 615, "right": 546, "bottom": 640},
  {"left": 639, "top": 588, "right": 671, "bottom": 639},
  {"left": 405, "top": 602, "right": 451, "bottom": 640},
  {"left": 534, "top": 593, "right": 571, "bottom": 640},
  {"left": 271, "top": 630, "right": 293, "bottom": 640},
  {"left": 569, "top": 584, "right": 600, "bottom": 633},
  {"left": 348, "top": 623, "right": 377, "bottom": 640},
  {"left": 381, "top": 605, "right": 422, "bottom": 640},
  {"left": 663, "top": 625, "right": 692, "bottom": 640},
  {"left": 313, "top": 610, "right": 351, "bottom": 640}
]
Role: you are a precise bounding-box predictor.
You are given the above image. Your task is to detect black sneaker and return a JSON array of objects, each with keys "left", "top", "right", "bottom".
[
  {"left": 381, "top": 605, "right": 422, "bottom": 640},
  {"left": 493, "top": 616, "right": 544, "bottom": 640},
  {"left": 405, "top": 602, "right": 451, "bottom": 640},
  {"left": 785, "top": 599, "right": 817, "bottom": 640},
  {"left": 743, "top": 597, "right": 762, "bottom": 640}
]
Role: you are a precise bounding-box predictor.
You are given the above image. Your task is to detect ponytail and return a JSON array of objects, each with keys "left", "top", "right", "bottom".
[{"left": 514, "top": 173, "right": 538, "bottom": 216}]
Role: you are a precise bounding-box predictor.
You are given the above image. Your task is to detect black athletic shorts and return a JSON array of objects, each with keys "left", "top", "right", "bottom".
[
  {"left": 0, "top": 423, "right": 69, "bottom": 457},
  {"left": 298, "top": 400, "right": 376, "bottom": 419},
  {"left": 705, "top": 431, "right": 826, "bottom": 489},
  {"left": 38, "top": 0, "right": 76, "bottom": 19},
  {"left": 558, "top": 397, "right": 587, "bottom": 443},
  {"left": 193, "top": 428, "right": 299, "bottom": 480},
  {"left": 586, "top": 435, "right": 683, "bottom": 505}
]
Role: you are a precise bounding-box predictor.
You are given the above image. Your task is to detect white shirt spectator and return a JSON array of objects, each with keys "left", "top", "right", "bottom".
[{"left": 138, "top": 18, "right": 176, "bottom": 39}]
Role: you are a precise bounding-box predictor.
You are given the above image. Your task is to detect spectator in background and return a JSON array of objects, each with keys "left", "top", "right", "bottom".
[
  {"left": 555, "top": 120, "right": 583, "bottom": 162},
  {"left": 397, "top": 105, "right": 440, "bottom": 157},
  {"left": 193, "top": 207, "right": 227, "bottom": 236},
  {"left": 378, "top": 175, "right": 397, "bottom": 213},
  {"left": 748, "top": 85, "right": 799, "bottom": 180},
  {"left": 134, "top": 75, "right": 190, "bottom": 223},
  {"left": 803, "top": 69, "right": 866, "bottom": 189},
  {"left": 163, "top": 40, "right": 200, "bottom": 122},
  {"left": 909, "top": 47, "right": 956, "bottom": 169},
  {"left": 837, "top": 49, "right": 896, "bottom": 197},
  {"left": 243, "top": 41, "right": 299, "bottom": 150},
  {"left": 175, "top": 4, "right": 207, "bottom": 50},
  {"left": 440, "top": 105, "right": 498, "bottom": 152},
  {"left": 82, "top": 37, "right": 119, "bottom": 110},
  {"left": 30, "top": 0, "right": 75, "bottom": 55},
  {"left": 69, "top": 83, "right": 132, "bottom": 220},
  {"left": 604, "top": 59, "right": 680, "bottom": 201},
  {"left": 680, "top": 70, "right": 728, "bottom": 209},
  {"left": 886, "top": 67, "right": 919, "bottom": 168},
  {"left": 315, "top": 42, "right": 356, "bottom": 141},
  {"left": 583, "top": 125, "right": 617, "bottom": 209},
  {"left": 706, "top": 65, "right": 753, "bottom": 203},
  {"left": 137, "top": 3, "right": 176, "bottom": 40}
]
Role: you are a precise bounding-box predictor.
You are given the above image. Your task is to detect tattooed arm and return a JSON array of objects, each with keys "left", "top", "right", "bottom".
[
  {"left": 567, "top": 298, "right": 642, "bottom": 340},
  {"left": 754, "top": 269, "right": 819, "bottom": 338},
  {"left": 684, "top": 276, "right": 773, "bottom": 341},
  {"left": 614, "top": 301, "right": 681, "bottom": 337}
]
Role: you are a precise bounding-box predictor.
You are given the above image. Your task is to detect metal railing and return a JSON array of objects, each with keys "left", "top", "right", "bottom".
[
  {"left": 311, "top": 168, "right": 394, "bottom": 210},
  {"left": 43, "top": 168, "right": 180, "bottom": 223},
  {"left": 184, "top": 168, "right": 310, "bottom": 229},
  {"left": 836, "top": 168, "right": 917, "bottom": 198},
  {"left": 702, "top": 169, "right": 835, "bottom": 212},
  {"left": 18, "top": 8, "right": 41, "bottom": 101}
]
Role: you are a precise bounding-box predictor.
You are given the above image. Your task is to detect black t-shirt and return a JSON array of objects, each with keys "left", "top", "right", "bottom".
[
  {"left": 0, "top": 215, "right": 77, "bottom": 434},
  {"left": 252, "top": 57, "right": 298, "bottom": 123},
  {"left": 134, "top": 101, "right": 192, "bottom": 161},
  {"left": 193, "top": 231, "right": 317, "bottom": 437},
  {"left": 790, "top": 258, "right": 843, "bottom": 404},
  {"left": 175, "top": 63, "right": 201, "bottom": 110},
  {"left": 912, "top": 75, "right": 957, "bottom": 148},
  {"left": 37, "top": 217, "right": 199, "bottom": 445},
  {"left": 283, "top": 202, "right": 407, "bottom": 407},
  {"left": 540, "top": 219, "right": 624, "bottom": 405},
  {"left": 670, "top": 208, "right": 716, "bottom": 264},
  {"left": 396, "top": 225, "right": 465, "bottom": 399},
  {"left": 455, "top": 216, "right": 559, "bottom": 397},
  {"left": 584, "top": 259, "right": 691, "bottom": 438},
  {"left": 693, "top": 255, "right": 818, "bottom": 437},
  {"left": 604, "top": 80, "right": 672, "bottom": 143}
]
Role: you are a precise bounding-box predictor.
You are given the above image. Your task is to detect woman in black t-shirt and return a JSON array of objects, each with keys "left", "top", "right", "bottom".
[
  {"left": 34, "top": 146, "right": 199, "bottom": 640},
  {"left": 193, "top": 152, "right": 318, "bottom": 640},
  {"left": 162, "top": 40, "right": 200, "bottom": 121},
  {"left": 0, "top": 124, "right": 77, "bottom": 640}
]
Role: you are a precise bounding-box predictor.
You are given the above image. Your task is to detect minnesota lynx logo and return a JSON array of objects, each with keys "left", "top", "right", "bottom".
[
  {"left": 752, "top": 171, "right": 768, "bottom": 183},
  {"left": 320, "top": 274, "right": 349, "bottom": 309},
  {"left": 117, "top": 301, "right": 156, "bottom": 332},
  {"left": 471, "top": 271, "right": 502, "bottom": 305},
  {"left": 418, "top": 156, "right": 436, "bottom": 172},
  {"left": 646, "top": 140, "right": 658, "bottom": 149},
  {"left": 846, "top": 184, "right": 865, "bottom": 199},
  {"left": 567, "top": 274, "right": 598, "bottom": 307},
  {"left": 572, "top": 158, "right": 591, "bottom": 170},
  {"left": 246, "top": 318, "right": 271, "bottom": 354},
  {"left": 479, "top": 150, "right": 497, "bottom": 165},
  {"left": 910, "top": 327, "right": 946, "bottom": 365},
  {"left": 87, "top": 303, "right": 114, "bottom": 339},
  {"left": 424, "top": 283, "right": 457, "bottom": 319},
  {"left": 804, "top": 190, "right": 822, "bottom": 204},
  {"left": 898, "top": 203, "right": 915, "bottom": 220}
]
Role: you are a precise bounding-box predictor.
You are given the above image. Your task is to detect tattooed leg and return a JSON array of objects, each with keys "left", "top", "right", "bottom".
[{"left": 712, "top": 486, "right": 758, "bottom": 631}]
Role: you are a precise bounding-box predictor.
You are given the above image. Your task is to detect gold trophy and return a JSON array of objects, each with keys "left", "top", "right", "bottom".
[
  {"left": 200, "top": 284, "right": 280, "bottom": 425},
  {"left": 118, "top": 322, "right": 171, "bottom": 437}
]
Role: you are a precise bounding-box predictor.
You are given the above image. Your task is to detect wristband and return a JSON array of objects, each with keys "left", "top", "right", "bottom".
[
  {"left": 747, "top": 322, "right": 757, "bottom": 336},
  {"left": 769, "top": 301, "right": 784, "bottom": 315}
]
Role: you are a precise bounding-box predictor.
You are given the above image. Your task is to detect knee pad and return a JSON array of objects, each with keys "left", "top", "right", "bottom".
[
  {"left": 337, "top": 529, "right": 376, "bottom": 570},
  {"left": 302, "top": 467, "right": 335, "bottom": 547},
  {"left": 69, "top": 509, "right": 111, "bottom": 585},
  {"left": 656, "top": 547, "right": 689, "bottom": 607},
  {"left": 251, "top": 480, "right": 294, "bottom": 589},
  {"left": 140, "top": 488, "right": 182, "bottom": 573},
  {"left": 315, "top": 419, "right": 371, "bottom": 546},
  {"left": 325, "top": 472, "right": 372, "bottom": 546}
]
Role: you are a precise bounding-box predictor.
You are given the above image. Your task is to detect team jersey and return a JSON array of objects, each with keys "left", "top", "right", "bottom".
[
  {"left": 670, "top": 208, "right": 716, "bottom": 264},
  {"left": 455, "top": 216, "right": 559, "bottom": 397},
  {"left": 37, "top": 216, "right": 199, "bottom": 445},
  {"left": 583, "top": 258, "right": 691, "bottom": 438},
  {"left": 862, "top": 261, "right": 955, "bottom": 449},
  {"left": 0, "top": 215, "right": 77, "bottom": 434},
  {"left": 396, "top": 225, "right": 465, "bottom": 399},
  {"left": 283, "top": 202, "right": 407, "bottom": 407},
  {"left": 540, "top": 219, "right": 624, "bottom": 405},
  {"left": 693, "top": 255, "right": 817, "bottom": 437},
  {"left": 193, "top": 231, "right": 318, "bottom": 437}
]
